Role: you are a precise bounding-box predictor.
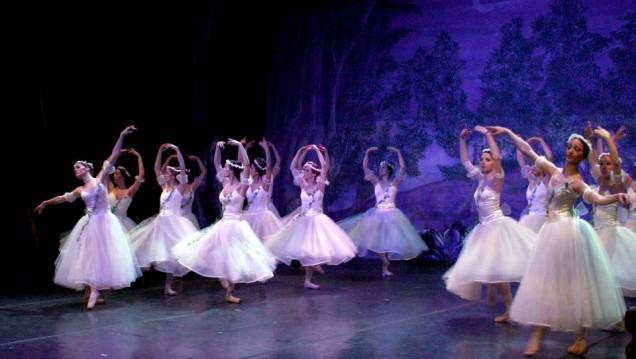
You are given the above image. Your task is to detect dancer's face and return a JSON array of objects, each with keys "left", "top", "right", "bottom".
[
  {"left": 565, "top": 139, "right": 586, "bottom": 165},
  {"left": 598, "top": 155, "right": 613, "bottom": 178},
  {"left": 479, "top": 152, "right": 494, "bottom": 174}
]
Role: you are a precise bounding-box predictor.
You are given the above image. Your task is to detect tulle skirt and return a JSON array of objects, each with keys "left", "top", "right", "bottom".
[
  {"left": 626, "top": 213, "right": 636, "bottom": 233},
  {"left": 181, "top": 211, "right": 201, "bottom": 230},
  {"left": 54, "top": 212, "right": 142, "bottom": 291},
  {"left": 510, "top": 217, "right": 626, "bottom": 331},
  {"left": 596, "top": 225, "right": 636, "bottom": 297},
  {"left": 519, "top": 212, "right": 547, "bottom": 233},
  {"left": 348, "top": 208, "right": 428, "bottom": 260},
  {"left": 173, "top": 218, "right": 276, "bottom": 283},
  {"left": 242, "top": 209, "right": 284, "bottom": 241},
  {"left": 265, "top": 212, "right": 357, "bottom": 266},
  {"left": 443, "top": 216, "right": 537, "bottom": 301},
  {"left": 128, "top": 214, "right": 197, "bottom": 276},
  {"left": 115, "top": 214, "right": 137, "bottom": 232}
]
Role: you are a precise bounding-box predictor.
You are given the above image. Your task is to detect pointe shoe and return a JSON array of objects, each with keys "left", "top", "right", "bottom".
[
  {"left": 304, "top": 281, "right": 320, "bottom": 289},
  {"left": 523, "top": 338, "right": 541, "bottom": 357},
  {"left": 83, "top": 293, "right": 105, "bottom": 305},
  {"left": 164, "top": 287, "right": 177, "bottom": 296},
  {"left": 86, "top": 291, "right": 100, "bottom": 310},
  {"left": 381, "top": 269, "right": 394, "bottom": 277},
  {"left": 494, "top": 313, "right": 510, "bottom": 323},
  {"left": 225, "top": 294, "right": 242, "bottom": 304},
  {"left": 567, "top": 338, "right": 588, "bottom": 356}
]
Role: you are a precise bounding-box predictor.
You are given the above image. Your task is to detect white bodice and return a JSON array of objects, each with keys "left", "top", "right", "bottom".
[
  {"left": 545, "top": 171, "right": 580, "bottom": 222},
  {"left": 219, "top": 189, "right": 244, "bottom": 220},
  {"left": 474, "top": 178, "right": 504, "bottom": 224},
  {"left": 159, "top": 188, "right": 183, "bottom": 216},
  {"left": 300, "top": 188, "right": 324, "bottom": 216},
  {"left": 374, "top": 182, "right": 397, "bottom": 211},
  {"left": 525, "top": 181, "right": 548, "bottom": 215},
  {"left": 246, "top": 184, "right": 271, "bottom": 213},
  {"left": 592, "top": 188, "right": 620, "bottom": 229},
  {"left": 109, "top": 192, "right": 132, "bottom": 217},
  {"left": 181, "top": 191, "right": 194, "bottom": 215},
  {"left": 82, "top": 180, "right": 110, "bottom": 215}
]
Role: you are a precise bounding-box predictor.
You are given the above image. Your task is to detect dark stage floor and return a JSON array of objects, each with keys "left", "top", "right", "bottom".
[{"left": 1, "top": 258, "right": 633, "bottom": 359}]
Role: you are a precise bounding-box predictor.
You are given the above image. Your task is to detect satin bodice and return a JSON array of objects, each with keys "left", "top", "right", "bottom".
[
  {"left": 526, "top": 181, "right": 548, "bottom": 215},
  {"left": 246, "top": 184, "right": 271, "bottom": 213},
  {"left": 159, "top": 188, "right": 183, "bottom": 216},
  {"left": 474, "top": 180, "right": 504, "bottom": 223},
  {"left": 219, "top": 189, "right": 244, "bottom": 220},
  {"left": 300, "top": 188, "right": 324, "bottom": 216},
  {"left": 81, "top": 181, "right": 110, "bottom": 215},
  {"left": 109, "top": 192, "right": 132, "bottom": 217},
  {"left": 592, "top": 188, "right": 620, "bottom": 229},
  {"left": 374, "top": 183, "right": 397, "bottom": 211},
  {"left": 181, "top": 191, "right": 194, "bottom": 214},
  {"left": 546, "top": 171, "right": 579, "bottom": 222}
]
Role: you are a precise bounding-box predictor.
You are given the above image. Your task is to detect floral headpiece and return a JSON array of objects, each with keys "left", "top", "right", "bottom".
[
  {"left": 303, "top": 161, "right": 321, "bottom": 173},
  {"left": 117, "top": 166, "right": 131, "bottom": 178},
  {"left": 75, "top": 160, "right": 94, "bottom": 170},
  {"left": 226, "top": 159, "right": 244, "bottom": 170}
]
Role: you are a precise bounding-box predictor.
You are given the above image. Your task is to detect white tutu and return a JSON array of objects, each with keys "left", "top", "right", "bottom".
[{"left": 348, "top": 207, "right": 428, "bottom": 260}]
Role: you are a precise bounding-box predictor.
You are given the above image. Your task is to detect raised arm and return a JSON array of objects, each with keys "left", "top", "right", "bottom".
[
  {"left": 290, "top": 145, "right": 310, "bottom": 176},
  {"left": 489, "top": 126, "right": 557, "bottom": 177},
  {"left": 126, "top": 148, "right": 145, "bottom": 197},
  {"left": 363, "top": 147, "right": 379, "bottom": 184},
  {"left": 154, "top": 144, "right": 170, "bottom": 179},
  {"left": 314, "top": 145, "right": 328, "bottom": 188},
  {"left": 260, "top": 138, "right": 273, "bottom": 188},
  {"left": 584, "top": 121, "right": 598, "bottom": 167},
  {"left": 268, "top": 141, "right": 282, "bottom": 177},
  {"left": 188, "top": 154, "right": 207, "bottom": 192},
  {"left": 595, "top": 126, "right": 623, "bottom": 185},
  {"left": 459, "top": 128, "right": 478, "bottom": 174},
  {"left": 214, "top": 141, "right": 225, "bottom": 173},
  {"left": 475, "top": 125, "right": 503, "bottom": 191},
  {"left": 387, "top": 146, "right": 406, "bottom": 186},
  {"left": 99, "top": 125, "right": 136, "bottom": 183}
]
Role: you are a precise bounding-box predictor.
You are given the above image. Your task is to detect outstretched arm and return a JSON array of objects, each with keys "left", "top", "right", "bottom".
[
  {"left": 34, "top": 186, "right": 83, "bottom": 214},
  {"left": 584, "top": 121, "right": 598, "bottom": 167},
  {"left": 314, "top": 144, "right": 328, "bottom": 188},
  {"left": 214, "top": 141, "right": 225, "bottom": 173},
  {"left": 290, "top": 145, "right": 310, "bottom": 176}
]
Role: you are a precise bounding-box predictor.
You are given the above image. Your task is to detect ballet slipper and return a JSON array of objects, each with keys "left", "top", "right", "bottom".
[
  {"left": 566, "top": 336, "right": 587, "bottom": 356},
  {"left": 304, "top": 281, "right": 320, "bottom": 289},
  {"left": 225, "top": 293, "right": 241, "bottom": 304},
  {"left": 382, "top": 269, "right": 394, "bottom": 277},
  {"left": 494, "top": 313, "right": 510, "bottom": 323},
  {"left": 164, "top": 287, "right": 177, "bottom": 296},
  {"left": 523, "top": 328, "right": 545, "bottom": 357},
  {"left": 83, "top": 290, "right": 105, "bottom": 305},
  {"left": 86, "top": 291, "right": 100, "bottom": 310}
]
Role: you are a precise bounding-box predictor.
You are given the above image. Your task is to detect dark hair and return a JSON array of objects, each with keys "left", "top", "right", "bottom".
[
  {"left": 252, "top": 158, "right": 267, "bottom": 176},
  {"left": 227, "top": 159, "right": 244, "bottom": 178}
]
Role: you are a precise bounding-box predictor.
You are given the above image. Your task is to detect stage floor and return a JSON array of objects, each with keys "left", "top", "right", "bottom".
[{"left": 1, "top": 258, "right": 632, "bottom": 359}]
